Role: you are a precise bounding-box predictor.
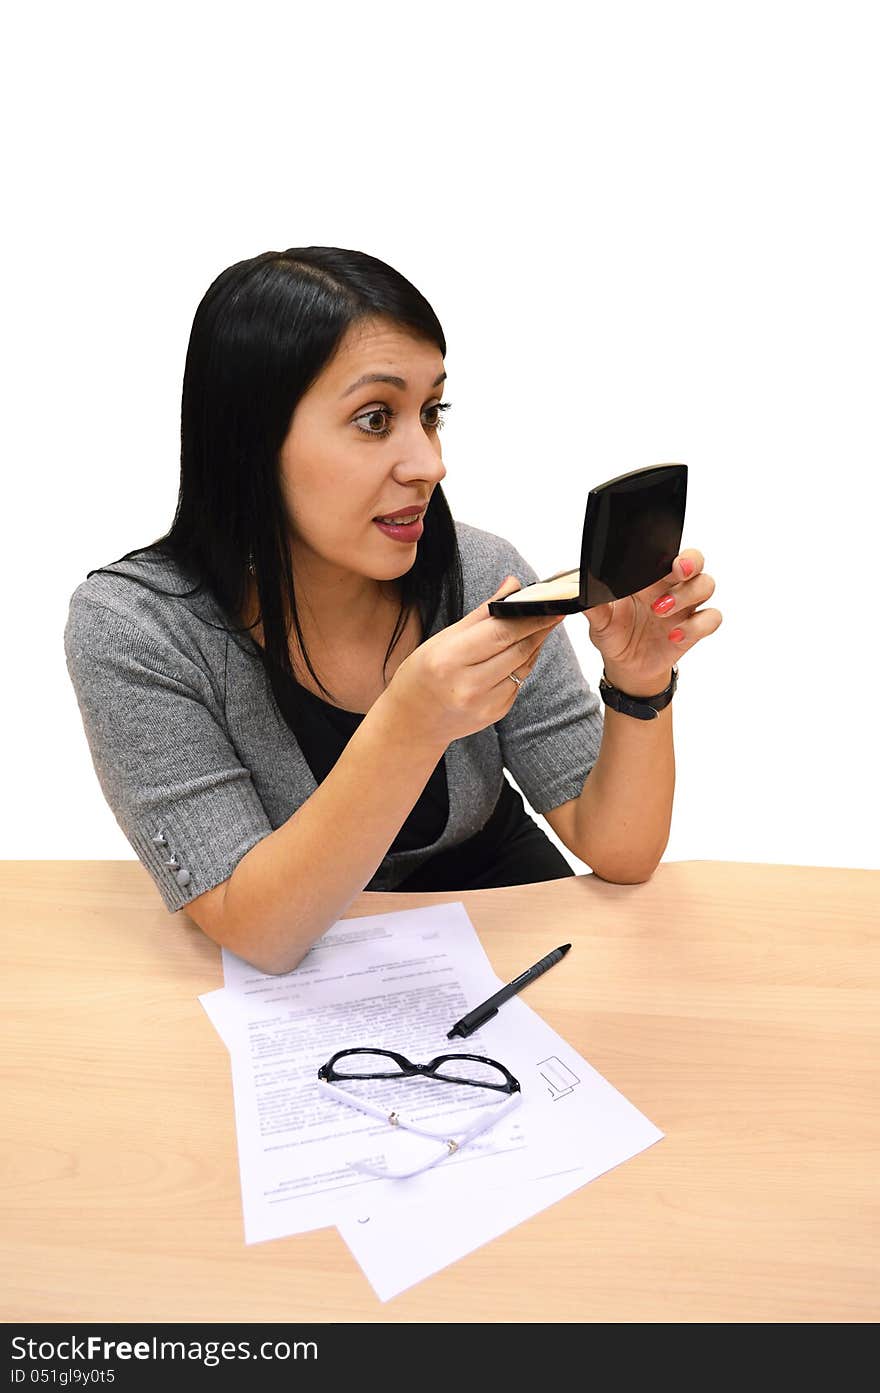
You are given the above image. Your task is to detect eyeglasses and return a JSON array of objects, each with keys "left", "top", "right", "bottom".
[{"left": 317, "top": 1047, "right": 523, "bottom": 1180}]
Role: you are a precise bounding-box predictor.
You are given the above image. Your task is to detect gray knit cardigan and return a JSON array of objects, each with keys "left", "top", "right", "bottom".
[{"left": 63, "top": 521, "right": 604, "bottom": 913}]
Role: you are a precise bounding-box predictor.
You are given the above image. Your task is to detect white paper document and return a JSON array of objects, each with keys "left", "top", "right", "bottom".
[
  {"left": 212, "top": 902, "right": 566, "bottom": 1241},
  {"left": 334, "top": 990, "right": 664, "bottom": 1299},
  {"left": 199, "top": 899, "right": 663, "bottom": 1299}
]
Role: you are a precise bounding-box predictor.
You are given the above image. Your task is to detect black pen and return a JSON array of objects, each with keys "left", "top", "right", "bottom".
[{"left": 447, "top": 944, "right": 572, "bottom": 1039}]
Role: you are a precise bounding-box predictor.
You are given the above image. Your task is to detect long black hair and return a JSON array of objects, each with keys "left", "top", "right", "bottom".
[{"left": 86, "top": 246, "right": 464, "bottom": 731}]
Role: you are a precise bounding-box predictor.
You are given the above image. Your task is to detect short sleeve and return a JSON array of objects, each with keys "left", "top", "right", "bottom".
[
  {"left": 492, "top": 540, "right": 605, "bottom": 815},
  {"left": 64, "top": 594, "right": 273, "bottom": 913}
]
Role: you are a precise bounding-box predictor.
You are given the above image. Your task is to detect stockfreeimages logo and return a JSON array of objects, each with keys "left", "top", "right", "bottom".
[{"left": 10, "top": 1334, "right": 318, "bottom": 1369}]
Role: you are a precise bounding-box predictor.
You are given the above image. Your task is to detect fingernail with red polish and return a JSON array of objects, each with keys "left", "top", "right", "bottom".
[
  {"left": 679, "top": 558, "right": 694, "bottom": 577},
  {"left": 668, "top": 628, "right": 685, "bottom": 642},
  {"left": 652, "top": 595, "right": 675, "bottom": 615}
]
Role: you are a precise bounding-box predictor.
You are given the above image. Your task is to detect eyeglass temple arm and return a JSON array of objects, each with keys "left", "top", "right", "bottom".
[
  {"left": 319, "top": 1077, "right": 493, "bottom": 1143},
  {"left": 345, "top": 1092, "right": 524, "bottom": 1180},
  {"left": 317, "top": 1078, "right": 523, "bottom": 1146},
  {"left": 318, "top": 1078, "right": 400, "bottom": 1129}
]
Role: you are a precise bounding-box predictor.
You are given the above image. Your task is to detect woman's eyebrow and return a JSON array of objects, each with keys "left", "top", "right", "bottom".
[{"left": 340, "top": 370, "right": 447, "bottom": 398}]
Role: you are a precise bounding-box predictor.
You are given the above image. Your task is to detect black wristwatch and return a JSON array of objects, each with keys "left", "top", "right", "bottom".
[{"left": 599, "top": 664, "right": 678, "bottom": 720}]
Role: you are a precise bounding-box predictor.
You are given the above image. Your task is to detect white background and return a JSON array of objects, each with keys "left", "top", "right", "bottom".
[{"left": 5, "top": 1, "right": 878, "bottom": 873}]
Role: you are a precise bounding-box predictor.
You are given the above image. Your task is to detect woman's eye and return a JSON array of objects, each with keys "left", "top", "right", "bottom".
[
  {"left": 354, "top": 407, "right": 395, "bottom": 438},
  {"left": 354, "top": 402, "right": 452, "bottom": 440}
]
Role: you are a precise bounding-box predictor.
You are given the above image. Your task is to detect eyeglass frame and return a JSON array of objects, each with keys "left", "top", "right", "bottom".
[
  {"left": 320, "top": 1047, "right": 521, "bottom": 1092},
  {"left": 317, "top": 1047, "right": 523, "bottom": 1180}
]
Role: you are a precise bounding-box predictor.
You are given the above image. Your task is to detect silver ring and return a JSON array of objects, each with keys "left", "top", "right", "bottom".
[{"left": 508, "top": 672, "right": 523, "bottom": 687}]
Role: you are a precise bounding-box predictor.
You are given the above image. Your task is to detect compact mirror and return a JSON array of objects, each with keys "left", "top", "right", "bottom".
[{"left": 488, "top": 463, "right": 688, "bottom": 616}]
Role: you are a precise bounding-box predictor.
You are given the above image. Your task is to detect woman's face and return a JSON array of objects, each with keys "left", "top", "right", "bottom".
[{"left": 278, "top": 317, "right": 449, "bottom": 588}]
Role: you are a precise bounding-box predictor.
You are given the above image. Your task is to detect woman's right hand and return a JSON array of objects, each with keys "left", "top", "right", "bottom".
[{"left": 385, "top": 575, "right": 565, "bottom": 747}]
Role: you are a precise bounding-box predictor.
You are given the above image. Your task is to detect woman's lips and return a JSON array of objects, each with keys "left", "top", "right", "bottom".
[
  {"left": 373, "top": 501, "right": 429, "bottom": 521},
  {"left": 372, "top": 514, "right": 424, "bottom": 543}
]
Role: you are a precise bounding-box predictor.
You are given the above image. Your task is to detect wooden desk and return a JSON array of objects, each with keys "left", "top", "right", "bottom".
[{"left": 2, "top": 860, "right": 877, "bottom": 1323}]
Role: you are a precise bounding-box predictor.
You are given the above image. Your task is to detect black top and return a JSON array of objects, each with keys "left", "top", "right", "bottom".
[
  {"left": 293, "top": 683, "right": 449, "bottom": 852},
  {"left": 292, "top": 682, "right": 575, "bottom": 891}
]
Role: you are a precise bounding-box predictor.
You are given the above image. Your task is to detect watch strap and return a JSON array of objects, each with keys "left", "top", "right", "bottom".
[{"left": 599, "top": 664, "right": 678, "bottom": 720}]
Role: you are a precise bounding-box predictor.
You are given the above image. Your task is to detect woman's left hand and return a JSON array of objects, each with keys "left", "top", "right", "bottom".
[{"left": 583, "top": 549, "right": 722, "bottom": 695}]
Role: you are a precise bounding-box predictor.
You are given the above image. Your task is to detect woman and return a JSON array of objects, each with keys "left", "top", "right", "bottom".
[{"left": 64, "top": 246, "right": 722, "bottom": 974}]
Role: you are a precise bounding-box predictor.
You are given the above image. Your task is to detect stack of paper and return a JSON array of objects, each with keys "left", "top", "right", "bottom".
[{"left": 199, "top": 900, "right": 663, "bottom": 1302}]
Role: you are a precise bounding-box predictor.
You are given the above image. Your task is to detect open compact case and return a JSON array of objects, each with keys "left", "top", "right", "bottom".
[{"left": 488, "top": 463, "right": 689, "bottom": 617}]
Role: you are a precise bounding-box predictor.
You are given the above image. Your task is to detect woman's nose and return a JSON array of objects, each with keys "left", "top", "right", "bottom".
[{"left": 395, "top": 437, "right": 446, "bottom": 485}]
